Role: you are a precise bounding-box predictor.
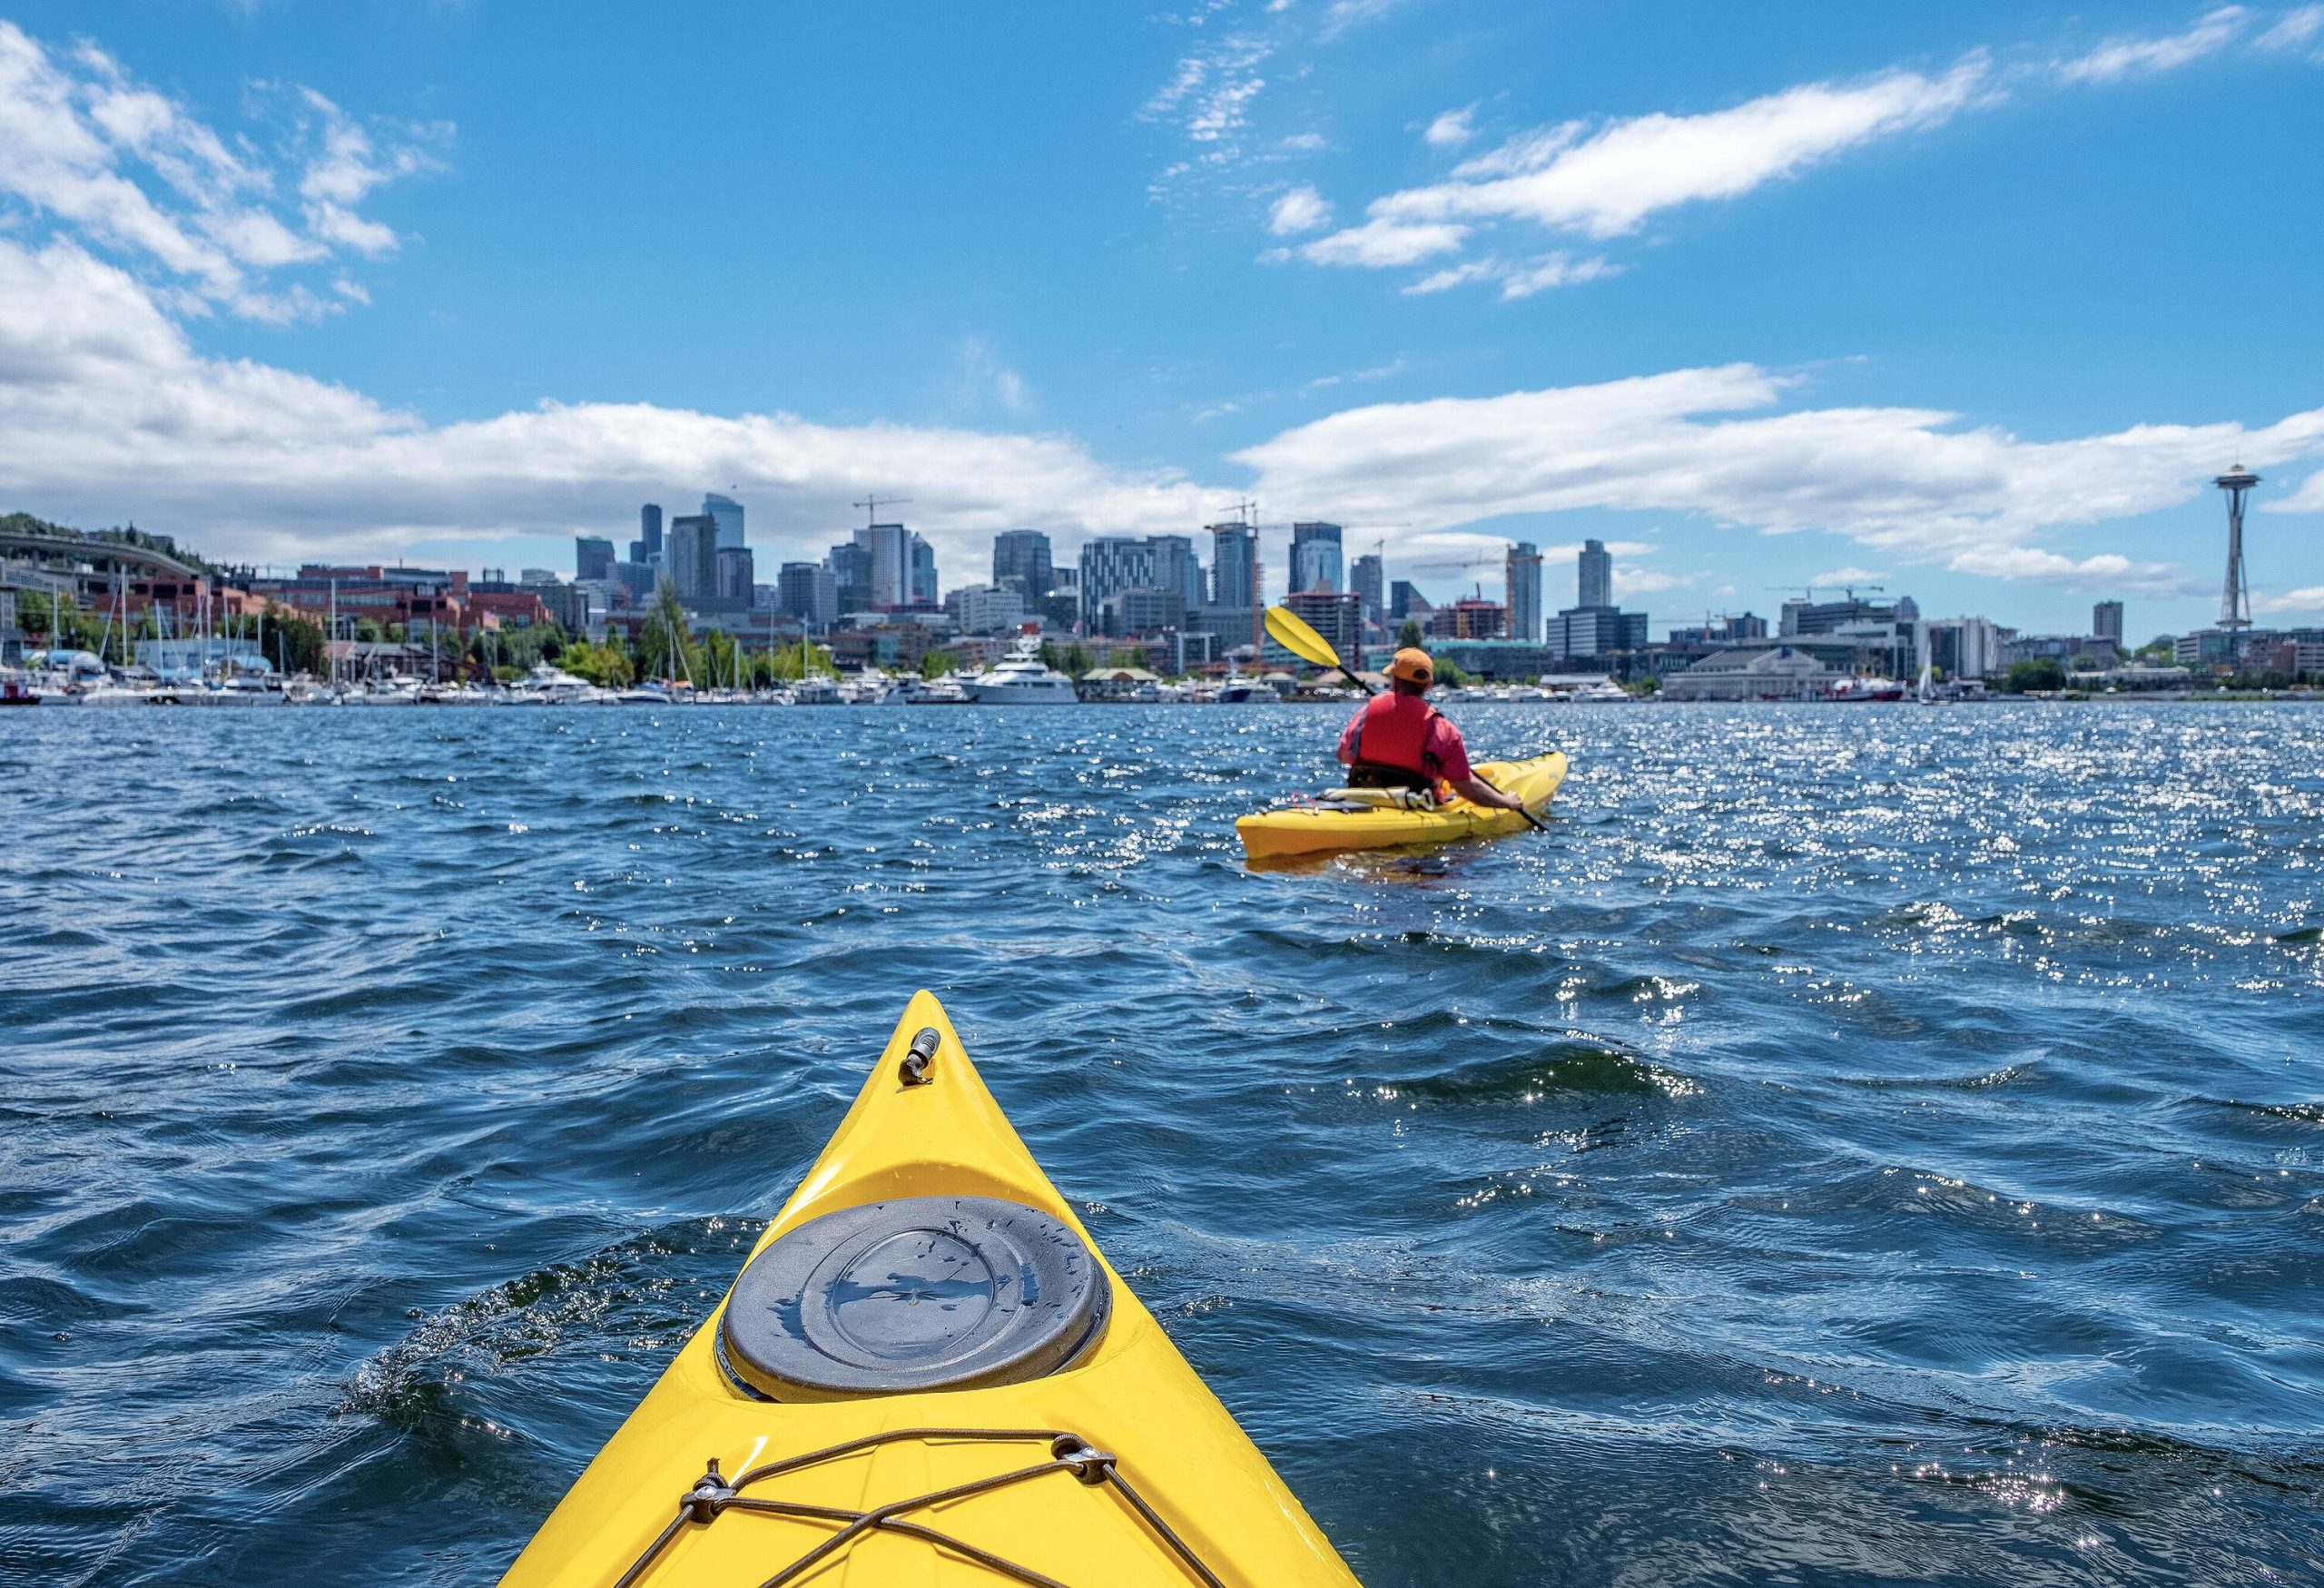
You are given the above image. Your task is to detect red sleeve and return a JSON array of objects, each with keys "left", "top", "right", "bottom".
[
  {"left": 1429, "top": 715, "right": 1472, "bottom": 783},
  {"left": 1337, "top": 705, "right": 1363, "bottom": 764}
]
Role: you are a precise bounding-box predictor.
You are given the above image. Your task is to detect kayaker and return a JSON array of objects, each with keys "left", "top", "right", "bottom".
[{"left": 1337, "top": 646, "right": 1529, "bottom": 810}]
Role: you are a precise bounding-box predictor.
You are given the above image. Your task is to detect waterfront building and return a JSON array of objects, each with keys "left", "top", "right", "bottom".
[
  {"left": 1189, "top": 603, "right": 1260, "bottom": 653},
  {"left": 1150, "top": 535, "right": 1205, "bottom": 609},
  {"left": 1660, "top": 646, "right": 1848, "bottom": 701},
  {"left": 1381, "top": 637, "right": 1560, "bottom": 681},
  {"left": 945, "top": 582, "right": 1026, "bottom": 635},
  {"left": 1389, "top": 579, "right": 1429, "bottom": 621},
  {"left": 1429, "top": 597, "right": 1508, "bottom": 641},
  {"left": 992, "top": 529, "right": 1054, "bottom": 598},
  {"left": 777, "top": 561, "right": 838, "bottom": 629},
  {"left": 1578, "top": 538, "right": 1612, "bottom": 609},
  {"left": 1098, "top": 585, "right": 1187, "bottom": 638},
  {"left": 1505, "top": 542, "right": 1542, "bottom": 643},
  {"left": 634, "top": 504, "right": 663, "bottom": 566},
  {"left": 1918, "top": 616, "right": 2002, "bottom": 680},
  {"left": 1350, "top": 553, "right": 1384, "bottom": 633},
  {"left": 2093, "top": 599, "right": 2124, "bottom": 647},
  {"left": 520, "top": 567, "right": 558, "bottom": 586},
  {"left": 614, "top": 560, "right": 655, "bottom": 607},
  {"left": 1285, "top": 588, "right": 1361, "bottom": 661},
  {"left": 1209, "top": 523, "right": 1257, "bottom": 609},
  {"left": 704, "top": 492, "right": 745, "bottom": 552},
  {"left": 1552, "top": 604, "right": 1648, "bottom": 660},
  {"left": 1290, "top": 521, "right": 1343, "bottom": 594},
  {"left": 575, "top": 536, "right": 615, "bottom": 584},
  {"left": 666, "top": 515, "right": 719, "bottom": 606},
  {"left": 1667, "top": 612, "right": 1768, "bottom": 645},
  {"left": 1781, "top": 592, "right": 1915, "bottom": 636}
]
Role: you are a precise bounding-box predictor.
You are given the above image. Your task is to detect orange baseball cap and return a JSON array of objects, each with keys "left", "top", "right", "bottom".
[{"left": 1389, "top": 646, "right": 1433, "bottom": 685}]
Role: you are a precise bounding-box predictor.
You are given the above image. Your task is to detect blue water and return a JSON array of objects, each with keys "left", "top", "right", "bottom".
[{"left": 4, "top": 703, "right": 2320, "bottom": 1585}]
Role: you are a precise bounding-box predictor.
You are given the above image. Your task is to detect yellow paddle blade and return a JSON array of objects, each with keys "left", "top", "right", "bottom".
[{"left": 1265, "top": 604, "right": 1344, "bottom": 672}]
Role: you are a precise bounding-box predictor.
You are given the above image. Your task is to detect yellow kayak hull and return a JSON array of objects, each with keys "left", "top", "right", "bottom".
[
  {"left": 1236, "top": 752, "right": 1568, "bottom": 860},
  {"left": 499, "top": 991, "right": 1361, "bottom": 1587}
]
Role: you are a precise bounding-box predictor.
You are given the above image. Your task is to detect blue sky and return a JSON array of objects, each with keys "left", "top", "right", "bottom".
[{"left": 2, "top": 1, "right": 2320, "bottom": 639}]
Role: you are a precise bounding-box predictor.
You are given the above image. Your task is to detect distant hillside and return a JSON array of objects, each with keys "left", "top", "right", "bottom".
[{"left": 3, "top": 512, "right": 222, "bottom": 576}]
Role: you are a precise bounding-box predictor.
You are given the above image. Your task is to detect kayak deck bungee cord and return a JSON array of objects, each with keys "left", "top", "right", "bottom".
[
  {"left": 1236, "top": 751, "right": 1568, "bottom": 860},
  {"left": 500, "top": 991, "right": 1361, "bottom": 1587}
]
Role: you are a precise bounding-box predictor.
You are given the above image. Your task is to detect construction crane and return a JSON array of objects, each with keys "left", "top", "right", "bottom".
[{"left": 852, "top": 493, "right": 912, "bottom": 527}]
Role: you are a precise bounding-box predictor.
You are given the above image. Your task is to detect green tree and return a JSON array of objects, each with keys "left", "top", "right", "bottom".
[
  {"left": 768, "top": 637, "right": 835, "bottom": 681},
  {"left": 1397, "top": 618, "right": 1423, "bottom": 648},
  {"left": 2004, "top": 657, "right": 2067, "bottom": 694},
  {"left": 635, "top": 576, "right": 699, "bottom": 685},
  {"left": 263, "top": 603, "right": 326, "bottom": 676},
  {"left": 920, "top": 649, "right": 955, "bottom": 679}
]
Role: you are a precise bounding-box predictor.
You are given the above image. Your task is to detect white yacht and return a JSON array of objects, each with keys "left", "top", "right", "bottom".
[
  {"left": 965, "top": 636, "right": 1078, "bottom": 705},
  {"left": 510, "top": 664, "right": 596, "bottom": 705}
]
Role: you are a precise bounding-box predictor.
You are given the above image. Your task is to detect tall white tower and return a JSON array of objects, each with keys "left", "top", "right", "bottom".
[{"left": 2214, "top": 465, "right": 2260, "bottom": 631}]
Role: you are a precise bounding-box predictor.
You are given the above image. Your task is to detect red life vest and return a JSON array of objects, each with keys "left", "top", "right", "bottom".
[{"left": 1349, "top": 692, "right": 1441, "bottom": 784}]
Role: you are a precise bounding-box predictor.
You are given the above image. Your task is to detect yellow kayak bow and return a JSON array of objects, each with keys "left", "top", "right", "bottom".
[{"left": 500, "top": 991, "right": 1362, "bottom": 1587}]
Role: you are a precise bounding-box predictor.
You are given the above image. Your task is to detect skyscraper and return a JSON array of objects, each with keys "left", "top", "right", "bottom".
[
  {"left": 1149, "top": 535, "right": 1205, "bottom": 609},
  {"left": 826, "top": 538, "right": 872, "bottom": 612},
  {"left": 1505, "top": 541, "right": 1542, "bottom": 642},
  {"left": 859, "top": 523, "right": 914, "bottom": 608},
  {"left": 779, "top": 561, "right": 838, "bottom": 628},
  {"left": 909, "top": 534, "right": 939, "bottom": 606},
  {"left": 1207, "top": 522, "right": 1257, "bottom": 608},
  {"left": 992, "top": 529, "right": 1054, "bottom": 598},
  {"left": 575, "top": 536, "right": 615, "bottom": 584},
  {"left": 704, "top": 492, "right": 745, "bottom": 552},
  {"left": 1078, "top": 537, "right": 1157, "bottom": 620},
  {"left": 633, "top": 503, "right": 663, "bottom": 565},
  {"left": 1580, "top": 537, "right": 1617, "bottom": 604},
  {"left": 1350, "top": 553, "right": 1384, "bottom": 629},
  {"left": 714, "top": 547, "right": 755, "bottom": 611},
  {"left": 665, "top": 514, "right": 719, "bottom": 605},
  {"left": 1290, "top": 521, "right": 1343, "bottom": 594},
  {"left": 2093, "top": 599, "right": 2124, "bottom": 646}
]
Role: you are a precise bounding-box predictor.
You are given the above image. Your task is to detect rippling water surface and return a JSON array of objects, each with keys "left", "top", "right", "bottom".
[{"left": 5, "top": 702, "right": 2321, "bottom": 1585}]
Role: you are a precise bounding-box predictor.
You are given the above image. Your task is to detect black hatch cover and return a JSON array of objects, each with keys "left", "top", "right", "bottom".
[{"left": 718, "top": 1195, "right": 1111, "bottom": 1399}]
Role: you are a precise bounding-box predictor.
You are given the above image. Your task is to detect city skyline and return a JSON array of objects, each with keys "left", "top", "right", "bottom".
[{"left": 0, "top": 5, "right": 2320, "bottom": 638}]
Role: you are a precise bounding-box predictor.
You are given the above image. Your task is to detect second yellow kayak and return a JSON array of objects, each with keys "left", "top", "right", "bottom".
[
  {"left": 500, "top": 991, "right": 1361, "bottom": 1586},
  {"left": 1236, "top": 751, "right": 1568, "bottom": 861}
]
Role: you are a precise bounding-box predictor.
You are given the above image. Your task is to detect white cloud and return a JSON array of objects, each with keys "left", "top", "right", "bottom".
[
  {"left": 1279, "top": 131, "right": 1328, "bottom": 151},
  {"left": 1613, "top": 566, "right": 1690, "bottom": 597},
  {"left": 0, "top": 239, "right": 1216, "bottom": 571},
  {"left": 1405, "top": 251, "right": 1613, "bottom": 299},
  {"left": 1295, "top": 215, "right": 1467, "bottom": 267},
  {"left": 1230, "top": 363, "right": 2324, "bottom": 590},
  {"left": 1371, "top": 56, "right": 1991, "bottom": 242},
  {"left": 2272, "top": 469, "right": 2324, "bottom": 511},
  {"left": 1321, "top": 0, "right": 1414, "bottom": 36},
  {"left": 0, "top": 23, "right": 439, "bottom": 320},
  {"left": 2056, "top": 5, "right": 2249, "bottom": 84},
  {"left": 2253, "top": 583, "right": 2324, "bottom": 614},
  {"left": 1267, "top": 183, "right": 1333, "bottom": 235},
  {"left": 2257, "top": 5, "right": 2324, "bottom": 50},
  {"left": 1811, "top": 566, "right": 1888, "bottom": 587},
  {"left": 1423, "top": 105, "right": 1476, "bottom": 148}
]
